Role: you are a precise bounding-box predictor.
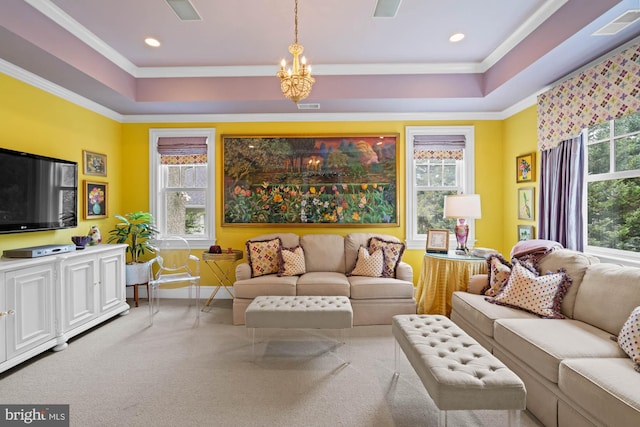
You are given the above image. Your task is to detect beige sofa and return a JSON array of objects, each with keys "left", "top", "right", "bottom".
[
  {"left": 451, "top": 248, "right": 640, "bottom": 427},
  {"left": 233, "top": 232, "right": 416, "bottom": 326}
]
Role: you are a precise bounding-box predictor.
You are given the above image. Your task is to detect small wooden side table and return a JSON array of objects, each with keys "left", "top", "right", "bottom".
[
  {"left": 201, "top": 250, "right": 243, "bottom": 308},
  {"left": 415, "top": 252, "right": 487, "bottom": 317}
]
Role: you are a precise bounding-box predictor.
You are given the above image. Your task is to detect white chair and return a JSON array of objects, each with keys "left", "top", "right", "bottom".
[{"left": 148, "top": 236, "right": 200, "bottom": 324}]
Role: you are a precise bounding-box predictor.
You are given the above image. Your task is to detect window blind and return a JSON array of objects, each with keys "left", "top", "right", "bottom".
[
  {"left": 413, "top": 135, "right": 465, "bottom": 160},
  {"left": 157, "top": 137, "right": 208, "bottom": 164}
]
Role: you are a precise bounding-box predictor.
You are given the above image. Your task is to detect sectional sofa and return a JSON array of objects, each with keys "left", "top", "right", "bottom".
[
  {"left": 451, "top": 247, "right": 640, "bottom": 427},
  {"left": 232, "top": 232, "right": 416, "bottom": 326}
]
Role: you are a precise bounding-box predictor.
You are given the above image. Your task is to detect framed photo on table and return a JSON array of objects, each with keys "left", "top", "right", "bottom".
[{"left": 426, "top": 229, "right": 449, "bottom": 254}]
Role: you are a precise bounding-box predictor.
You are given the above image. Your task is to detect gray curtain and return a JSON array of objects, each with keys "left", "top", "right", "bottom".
[{"left": 539, "top": 135, "right": 584, "bottom": 250}]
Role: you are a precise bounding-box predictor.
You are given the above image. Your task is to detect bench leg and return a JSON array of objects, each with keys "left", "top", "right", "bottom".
[
  {"left": 439, "top": 410, "right": 447, "bottom": 427},
  {"left": 394, "top": 339, "right": 400, "bottom": 377},
  {"left": 251, "top": 328, "right": 256, "bottom": 361},
  {"left": 508, "top": 410, "right": 520, "bottom": 427}
]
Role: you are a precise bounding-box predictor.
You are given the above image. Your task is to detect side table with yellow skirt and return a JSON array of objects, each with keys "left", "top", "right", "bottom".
[{"left": 415, "top": 252, "right": 487, "bottom": 316}]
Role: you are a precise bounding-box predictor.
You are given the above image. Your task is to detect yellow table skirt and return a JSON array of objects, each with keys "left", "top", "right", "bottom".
[{"left": 415, "top": 253, "right": 487, "bottom": 316}]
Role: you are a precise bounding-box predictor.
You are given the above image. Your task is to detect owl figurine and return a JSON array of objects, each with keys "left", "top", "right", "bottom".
[{"left": 88, "top": 226, "right": 102, "bottom": 246}]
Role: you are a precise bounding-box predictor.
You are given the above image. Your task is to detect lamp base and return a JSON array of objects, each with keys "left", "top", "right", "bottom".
[{"left": 454, "top": 219, "right": 469, "bottom": 253}]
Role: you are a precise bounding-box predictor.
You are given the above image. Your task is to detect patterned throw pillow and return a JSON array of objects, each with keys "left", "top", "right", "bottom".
[
  {"left": 488, "top": 259, "right": 572, "bottom": 318},
  {"left": 484, "top": 255, "right": 513, "bottom": 296},
  {"left": 246, "top": 238, "right": 281, "bottom": 277},
  {"left": 618, "top": 306, "right": 640, "bottom": 373},
  {"left": 368, "top": 237, "right": 405, "bottom": 278},
  {"left": 350, "top": 246, "right": 384, "bottom": 277},
  {"left": 278, "top": 246, "right": 306, "bottom": 277}
]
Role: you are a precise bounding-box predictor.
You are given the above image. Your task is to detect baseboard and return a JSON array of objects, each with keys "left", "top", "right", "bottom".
[{"left": 126, "top": 285, "right": 233, "bottom": 300}]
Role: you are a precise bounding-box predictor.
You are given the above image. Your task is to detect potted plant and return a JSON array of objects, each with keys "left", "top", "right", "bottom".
[{"left": 107, "top": 211, "right": 158, "bottom": 286}]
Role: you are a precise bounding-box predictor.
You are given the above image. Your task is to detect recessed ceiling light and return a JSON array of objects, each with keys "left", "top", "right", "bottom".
[
  {"left": 145, "top": 37, "right": 161, "bottom": 47},
  {"left": 449, "top": 33, "right": 465, "bottom": 43}
]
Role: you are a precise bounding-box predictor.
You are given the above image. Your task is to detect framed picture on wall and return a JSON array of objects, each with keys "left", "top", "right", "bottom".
[
  {"left": 518, "top": 225, "right": 535, "bottom": 241},
  {"left": 516, "top": 152, "right": 535, "bottom": 183},
  {"left": 426, "top": 229, "right": 449, "bottom": 254},
  {"left": 83, "top": 150, "right": 107, "bottom": 176},
  {"left": 517, "top": 187, "right": 535, "bottom": 220},
  {"left": 84, "top": 180, "right": 108, "bottom": 219}
]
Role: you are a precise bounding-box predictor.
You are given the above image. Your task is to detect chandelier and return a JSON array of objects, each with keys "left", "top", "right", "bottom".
[{"left": 277, "top": 0, "right": 315, "bottom": 103}]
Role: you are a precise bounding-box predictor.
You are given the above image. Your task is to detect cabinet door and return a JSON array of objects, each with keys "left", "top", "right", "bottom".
[
  {"left": 0, "top": 278, "right": 5, "bottom": 364},
  {"left": 99, "top": 251, "right": 125, "bottom": 313},
  {"left": 61, "top": 255, "right": 98, "bottom": 330},
  {"left": 5, "top": 264, "right": 55, "bottom": 359}
]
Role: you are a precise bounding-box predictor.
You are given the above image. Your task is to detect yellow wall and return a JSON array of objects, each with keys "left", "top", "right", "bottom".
[
  {"left": 0, "top": 73, "right": 123, "bottom": 251},
  {"left": 1, "top": 71, "right": 539, "bottom": 286},
  {"left": 503, "top": 105, "right": 539, "bottom": 252}
]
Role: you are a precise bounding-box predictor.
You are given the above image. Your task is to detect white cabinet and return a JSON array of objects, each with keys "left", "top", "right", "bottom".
[{"left": 0, "top": 244, "right": 129, "bottom": 373}]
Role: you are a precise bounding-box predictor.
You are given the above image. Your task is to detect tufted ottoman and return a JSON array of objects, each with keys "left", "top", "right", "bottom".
[
  {"left": 245, "top": 296, "right": 353, "bottom": 361},
  {"left": 392, "top": 315, "right": 526, "bottom": 427}
]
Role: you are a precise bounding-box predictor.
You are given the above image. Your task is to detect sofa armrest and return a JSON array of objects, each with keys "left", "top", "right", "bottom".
[
  {"left": 467, "top": 274, "right": 488, "bottom": 294},
  {"left": 235, "top": 262, "right": 252, "bottom": 281},
  {"left": 396, "top": 261, "right": 413, "bottom": 283}
]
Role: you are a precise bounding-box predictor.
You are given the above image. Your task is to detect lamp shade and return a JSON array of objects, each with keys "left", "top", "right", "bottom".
[{"left": 443, "top": 194, "right": 482, "bottom": 219}]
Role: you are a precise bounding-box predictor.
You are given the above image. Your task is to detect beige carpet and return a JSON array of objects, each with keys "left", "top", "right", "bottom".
[{"left": 0, "top": 299, "right": 542, "bottom": 427}]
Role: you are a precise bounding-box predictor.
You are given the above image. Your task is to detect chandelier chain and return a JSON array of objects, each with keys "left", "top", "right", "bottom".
[{"left": 294, "top": 0, "right": 299, "bottom": 45}]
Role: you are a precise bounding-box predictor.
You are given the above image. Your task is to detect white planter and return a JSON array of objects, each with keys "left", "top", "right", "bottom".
[{"left": 125, "top": 261, "right": 152, "bottom": 285}]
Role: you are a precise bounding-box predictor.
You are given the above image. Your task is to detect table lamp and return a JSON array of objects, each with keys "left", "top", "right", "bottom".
[{"left": 443, "top": 194, "right": 482, "bottom": 254}]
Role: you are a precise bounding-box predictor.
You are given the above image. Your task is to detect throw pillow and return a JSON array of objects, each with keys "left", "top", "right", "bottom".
[
  {"left": 278, "top": 246, "right": 306, "bottom": 276},
  {"left": 246, "top": 238, "right": 281, "bottom": 278},
  {"left": 484, "top": 254, "right": 513, "bottom": 296},
  {"left": 618, "top": 306, "right": 640, "bottom": 373},
  {"left": 350, "top": 246, "right": 384, "bottom": 277},
  {"left": 368, "top": 237, "right": 405, "bottom": 278},
  {"left": 488, "top": 259, "right": 572, "bottom": 318}
]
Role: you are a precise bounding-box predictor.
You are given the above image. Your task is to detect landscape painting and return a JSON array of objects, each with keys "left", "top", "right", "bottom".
[{"left": 222, "top": 135, "right": 398, "bottom": 225}]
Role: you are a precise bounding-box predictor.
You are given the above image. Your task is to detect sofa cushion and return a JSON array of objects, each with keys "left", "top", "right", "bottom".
[
  {"left": 344, "top": 233, "right": 402, "bottom": 273},
  {"left": 368, "top": 236, "right": 405, "bottom": 278},
  {"left": 300, "top": 234, "right": 346, "bottom": 273},
  {"left": 350, "top": 246, "right": 384, "bottom": 277},
  {"left": 296, "top": 272, "right": 350, "bottom": 297},
  {"left": 278, "top": 246, "right": 306, "bottom": 276},
  {"left": 537, "top": 248, "right": 599, "bottom": 318},
  {"left": 618, "top": 306, "right": 640, "bottom": 372},
  {"left": 248, "top": 233, "right": 299, "bottom": 249},
  {"left": 451, "top": 292, "right": 537, "bottom": 338},
  {"left": 484, "top": 254, "right": 512, "bottom": 296},
  {"left": 494, "top": 318, "right": 627, "bottom": 383},
  {"left": 233, "top": 274, "right": 297, "bottom": 299},
  {"left": 348, "top": 276, "right": 414, "bottom": 299},
  {"left": 573, "top": 263, "right": 640, "bottom": 336},
  {"left": 488, "top": 260, "right": 571, "bottom": 319},
  {"left": 559, "top": 358, "right": 640, "bottom": 427},
  {"left": 246, "top": 237, "right": 281, "bottom": 277}
]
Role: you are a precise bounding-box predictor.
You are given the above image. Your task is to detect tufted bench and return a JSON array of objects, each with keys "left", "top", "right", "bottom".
[
  {"left": 245, "top": 296, "right": 353, "bottom": 361},
  {"left": 392, "top": 315, "right": 526, "bottom": 427}
]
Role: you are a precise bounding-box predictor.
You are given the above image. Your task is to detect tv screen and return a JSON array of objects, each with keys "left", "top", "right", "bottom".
[{"left": 0, "top": 148, "right": 78, "bottom": 234}]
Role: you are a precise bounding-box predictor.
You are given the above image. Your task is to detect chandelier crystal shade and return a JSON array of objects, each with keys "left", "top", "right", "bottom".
[{"left": 277, "top": 0, "right": 315, "bottom": 103}]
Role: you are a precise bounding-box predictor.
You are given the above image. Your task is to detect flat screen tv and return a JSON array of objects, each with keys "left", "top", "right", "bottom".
[{"left": 0, "top": 148, "right": 78, "bottom": 234}]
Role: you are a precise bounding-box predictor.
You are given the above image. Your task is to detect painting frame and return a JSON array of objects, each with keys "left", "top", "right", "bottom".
[
  {"left": 517, "top": 187, "right": 535, "bottom": 220},
  {"left": 222, "top": 134, "right": 399, "bottom": 226},
  {"left": 84, "top": 180, "right": 108, "bottom": 219},
  {"left": 83, "top": 150, "right": 107, "bottom": 177},
  {"left": 426, "top": 229, "right": 449, "bottom": 254},
  {"left": 516, "top": 152, "right": 535, "bottom": 183},
  {"left": 518, "top": 225, "right": 535, "bottom": 241}
]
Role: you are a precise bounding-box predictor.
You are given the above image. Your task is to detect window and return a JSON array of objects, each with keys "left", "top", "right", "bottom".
[
  {"left": 149, "top": 128, "right": 216, "bottom": 248},
  {"left": 405, "top": 126, "right": 475, "bottom": 249},
  {"left": 585, "top": 112, "right": 640, "bottom": 257}
]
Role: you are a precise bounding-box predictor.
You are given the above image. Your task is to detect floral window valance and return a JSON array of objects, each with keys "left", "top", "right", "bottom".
[{"left": 537, "top": 42, "right": 640, "bottom": 151}]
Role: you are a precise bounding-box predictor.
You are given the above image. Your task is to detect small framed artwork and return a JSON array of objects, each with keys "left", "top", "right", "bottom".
[
  {"left": 517, "top": 187, "right": 535, "bottom": 220},
  {"left": 83, "top": 150, "right": 107, "bottom": 176},
  {"left": 516, "top": 152, "right": 535, "bottom": 183},
  {"left": 426, "top": 229, "right": 449, "bottom": 254},
  {"left": 84, "top": 180, "right": 108, "bottom": 219},
  {"left": 518, "top": 225, "right": 535, "bottom": 241}
]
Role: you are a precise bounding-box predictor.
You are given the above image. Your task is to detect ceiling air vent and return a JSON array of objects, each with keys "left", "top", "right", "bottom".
[
  {"left": 373, "top": 0, "right": 402, "bottom": 18},
  {"left": 593, "top": 9, "right": 640, "bottom": 35},
  {"left": 297, "top": 103, "right": 321, "bottom": 110},
  {"left": 166, "top": 0, "right": 202, "bottom": 21}
]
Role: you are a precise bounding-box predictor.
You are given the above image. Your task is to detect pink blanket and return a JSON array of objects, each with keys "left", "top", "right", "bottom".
[{"left": 510, "top": 239, "right": 563, "bottom": 260}]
